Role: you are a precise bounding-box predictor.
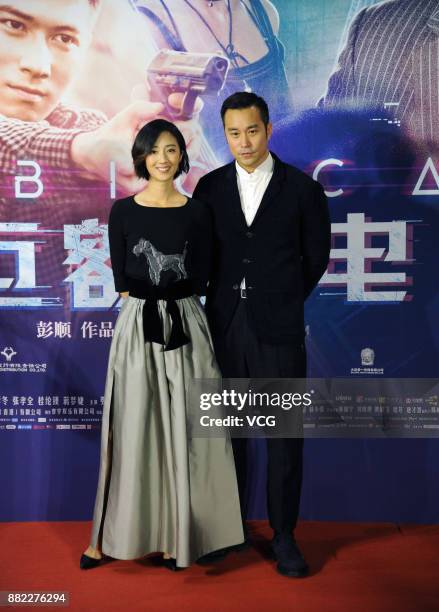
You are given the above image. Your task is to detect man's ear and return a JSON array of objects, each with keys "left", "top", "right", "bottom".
[{"left": 266, "top": 122, "right": 273, "bottom": 140}]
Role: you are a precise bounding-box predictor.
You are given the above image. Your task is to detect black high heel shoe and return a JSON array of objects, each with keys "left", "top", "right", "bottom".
[
  {"left": 80, "top": 553, "right": 103, "bottom": 570},
  {"left": 162, "top": 557, "right": 183, "bottom": 571}
]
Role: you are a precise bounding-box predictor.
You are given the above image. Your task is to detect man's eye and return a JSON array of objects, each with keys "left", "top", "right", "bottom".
[
  {"left": 54, "top": 33, "right": 78, "bottom": 46},
  {"left": 2, "top": 19, "right": 25, "bottom": 31}
]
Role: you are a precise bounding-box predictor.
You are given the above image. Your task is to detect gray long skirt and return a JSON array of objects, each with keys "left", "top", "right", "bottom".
[{"left": 89, "top": 295, "right": 244, "bottom": 566}]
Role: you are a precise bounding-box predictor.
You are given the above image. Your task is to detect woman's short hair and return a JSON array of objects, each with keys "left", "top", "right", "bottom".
[{"left": 131, "top": 119, "right": 190, "bottom": 180}]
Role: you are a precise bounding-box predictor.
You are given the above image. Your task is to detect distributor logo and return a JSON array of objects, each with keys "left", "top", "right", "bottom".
[
  {"left": 0, "top": 347, "right": 47, "bottom": 374},
  {"left": 1, "top": 347, "right": 17, "bottom": 362},
  {"left": 361, "top": 347, "right": 375, "bottom": 366},
  {"left": 351, "top": 347, "right": 383, "bottom": 375}
]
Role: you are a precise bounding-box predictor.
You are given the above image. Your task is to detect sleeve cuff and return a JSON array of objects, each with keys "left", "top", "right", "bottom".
[
  {"left": 26, "top": 126, "right": 90, "bottom": 171},
  {"left": 114, "top": 279, "right": 129, "bottom": 293}
]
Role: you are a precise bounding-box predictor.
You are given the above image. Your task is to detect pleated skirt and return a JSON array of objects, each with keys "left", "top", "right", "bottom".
[{"left": 89, "top": 295, "right": 244, "bottom": 566}]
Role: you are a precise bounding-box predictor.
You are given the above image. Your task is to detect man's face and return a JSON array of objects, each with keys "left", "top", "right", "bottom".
[
  {"left": 0, "top": 1, "right": 98, "bottom": 121},
  {"left": 224, "top": 105, "right": 272, "bottom": 172}
]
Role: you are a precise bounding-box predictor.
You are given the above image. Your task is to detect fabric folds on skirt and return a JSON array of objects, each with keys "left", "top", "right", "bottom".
[{"left": 89, "top": 295, "right": 244, "bottom": 566}]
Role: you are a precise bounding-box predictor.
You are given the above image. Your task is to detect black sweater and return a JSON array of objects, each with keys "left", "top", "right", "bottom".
[{"left": 108, "top": 195, "right": 212, "bottom": 295}]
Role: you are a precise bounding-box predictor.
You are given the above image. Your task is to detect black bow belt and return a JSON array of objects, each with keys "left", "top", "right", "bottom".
[{"left": 127, "top": 278, "right": 194, "bottom": 351}]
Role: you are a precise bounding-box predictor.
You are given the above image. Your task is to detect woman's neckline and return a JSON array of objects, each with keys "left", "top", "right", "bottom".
[{"left": 131, "top": 194, "right": 190, "bottom": 209}]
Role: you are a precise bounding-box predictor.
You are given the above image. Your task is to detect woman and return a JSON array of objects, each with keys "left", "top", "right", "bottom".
[{"left": 80, "top": 119, "right": 243, "bottom": 570}]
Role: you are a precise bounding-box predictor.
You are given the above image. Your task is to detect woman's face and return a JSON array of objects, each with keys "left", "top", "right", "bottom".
[{"left": 145, "top": 131, "right": 182, "bottom": 182}]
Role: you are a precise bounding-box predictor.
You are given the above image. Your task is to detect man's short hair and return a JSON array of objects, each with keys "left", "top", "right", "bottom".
[
  {"left": 131, "top": 119, "right": 190, "bottom": 180},
  {"left": 220, "top": 92, "right": 270, "bottom": 127}
]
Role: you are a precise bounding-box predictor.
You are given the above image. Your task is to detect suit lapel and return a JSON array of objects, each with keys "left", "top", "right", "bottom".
[
  {"left": 427, "top": 5, "right": 439, "bottom": 35},
  {"left": 403, "top": 4, "right": 439, "bottom": 142},
  {"left": 411, "top": 32, "right": 439, "bottom": 143},
  {"left": 223, "top": 160, "right": 249, "bottom": 229},
  {"left": 250, "top": 153, "right": 285, "bottom": 227},
  {"left": 223, "top": 153, "right": 286, "bottom": 228}
]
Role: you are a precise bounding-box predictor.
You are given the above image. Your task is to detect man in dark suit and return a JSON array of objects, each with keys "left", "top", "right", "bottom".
[
  {"left": 321, "top": 0, "right": 439, "bottom": 145},
  {"left": 193, "top": 92, "right": 331, "bottom": 578}
]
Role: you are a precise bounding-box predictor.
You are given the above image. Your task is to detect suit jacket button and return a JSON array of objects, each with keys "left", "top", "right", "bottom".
[
  {"left": 232, "top": 284, "right": 239, "bottom": 290},
  {"left": 243, "top": 258, "right": 251, "bottom": 264},
  {"left": 246, "top": 231, "right": 253, "bottom": 238}
]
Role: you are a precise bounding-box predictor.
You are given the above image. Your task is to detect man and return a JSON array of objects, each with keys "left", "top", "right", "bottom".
[
  {"left": 193, "top": 92, "right": 331, "bottom": 577},
  {"left": 0, "top": 0, "right": 201, "bottom": 298},
  {"left": 0, "top": 0, "right": 205, "bottom": 199},
  {"left": 321, "top": 0, "right": 439, "bottom": 145}
]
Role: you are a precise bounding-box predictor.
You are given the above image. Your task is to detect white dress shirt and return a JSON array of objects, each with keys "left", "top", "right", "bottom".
[
  {"left": 236, "top": 152, "right": 274, "bottom": 290},
  {"left": 236, "top": 152, "right": 274, "bottom": 225}
]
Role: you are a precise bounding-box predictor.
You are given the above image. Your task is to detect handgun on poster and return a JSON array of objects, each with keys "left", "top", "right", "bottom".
[{"left": 147, "top": 49, "right": 230, "bottom": 120}]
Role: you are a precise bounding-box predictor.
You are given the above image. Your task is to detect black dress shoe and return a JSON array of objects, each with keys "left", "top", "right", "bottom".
[
  {"left": 79, "top": 553, "right": 103, "bottom": 570},
  {"left": 162, "top": 557, "right": 183, "bottom": 571},
  {"left": 271, "top": 535, "right": 309, "bottom": 578}
]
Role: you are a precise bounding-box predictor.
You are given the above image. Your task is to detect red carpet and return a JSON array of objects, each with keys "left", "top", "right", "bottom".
[{"left": 1, "top": 521, "right": 438, "bottom": 611}]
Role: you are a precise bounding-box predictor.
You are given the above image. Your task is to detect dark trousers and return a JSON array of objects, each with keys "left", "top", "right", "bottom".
[{"left": 212, "top": 298, "right": 306, "bottom": 535}]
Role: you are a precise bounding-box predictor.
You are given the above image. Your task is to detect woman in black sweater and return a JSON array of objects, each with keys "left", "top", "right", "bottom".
[{"left": 80, "top": 119, "right": 243, "bottom": 570}]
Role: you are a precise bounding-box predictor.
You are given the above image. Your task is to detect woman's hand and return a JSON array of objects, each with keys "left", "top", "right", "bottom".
[{"left": 120, "top": 292, "right": 129, "bottom": 299}]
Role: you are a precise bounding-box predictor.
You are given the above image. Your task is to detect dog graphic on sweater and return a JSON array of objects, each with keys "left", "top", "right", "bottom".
[{"left": 133, "top": 238, "right": 188, "bottom": 285}]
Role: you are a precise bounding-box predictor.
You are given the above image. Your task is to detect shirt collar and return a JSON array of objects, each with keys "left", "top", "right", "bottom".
[{"left": 236, "top": 152, "right": 273, "bottom": 181}]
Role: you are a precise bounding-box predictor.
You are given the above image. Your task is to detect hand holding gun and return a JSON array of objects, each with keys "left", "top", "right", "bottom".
[{"left": 147, "top": 49, "right": 230, "bottom": 120}]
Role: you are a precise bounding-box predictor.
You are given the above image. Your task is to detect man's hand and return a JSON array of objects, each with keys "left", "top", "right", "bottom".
[
  {"left": 168, "top": 92, "right": 203, "bottom": 162},
  {"left": 70, "top": 91, "right": 204, "bottom": 194},
  {"left": 71, "top": 100, "right": 164, "bottom": 194},
  {"left": 119, "top": 291, "right": 129, "bottom": 299}
]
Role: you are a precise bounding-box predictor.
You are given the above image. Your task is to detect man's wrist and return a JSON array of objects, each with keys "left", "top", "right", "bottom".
[{"left": 70, "top": 130, "right": 98, "bottom": 180}]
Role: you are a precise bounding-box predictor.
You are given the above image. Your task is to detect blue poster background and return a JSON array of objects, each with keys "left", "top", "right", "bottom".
[{"left": 1, "top": 0, "right": 438, "bottom": 523}]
